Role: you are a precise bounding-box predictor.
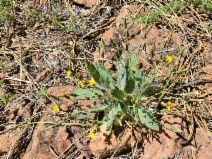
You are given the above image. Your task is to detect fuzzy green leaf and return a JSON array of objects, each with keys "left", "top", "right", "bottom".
[
  {"left": 100, "top": 121, "right": 111, "bottom": 135},
  {"left": 174, "top": 110, "right": 182, "bottom": 114},
  {"left": 125, "top": 54, "right": 138, "bottom": 93},
  {"left": 105, "top": 104, "right": 122, "bottom": 135},
  {"left": 137, "top": 107, "right": 159, "bottom": 131},
  {"left": 128, "top": 54, "right": 138, "bottom": 71},
  {"left": 117, "top": 130, "right": 125, "bottom": 139},
  {"left": 90, "top": 104, "right": 110, "bottom": 113},
  {"left": 76, "top": 112, "right": 95, "bottom": 120},
  {"left": 178, "top": 47, "right": 186, "bottom": 55},
  {"left": 126, "top": 65, "right": 136, "bottom": 93},
  {"left": 143, "top": 83, "right": 163, "bottom": 96},
  {"left": 51, "top": 95, "right": 61, "bottom": 101},
  {"left": 135, "top": 69, "right": 143, "bottom": 80},
  {"left": 134, "top": 69, "right": 145, "bottom": 91},
  {"left": 111, "top": 87, "right": 125, "bottom": 101},
  {"left": 117, "top": 64, "right": 126, "bottom": 90},
  {"left": 96, "top": 62, "right": 115, "bottom": 89},
  {"left": 160, "top": 109, "right": 167, "bottom": 113},
  {"left": 71, "top": 88, "right": 103, "bottom": 100},
  {"left": 120, "top": 53, "right": 126, "bottom": 66},
  {"left": 169, "top": 125, "right": 177, "bottom": 131},
  {"left": 102, "top": 39, "right": 106, "bottom": 49},
  {"left": 87, "top": 61, "right": 101, "bottom": 84}
]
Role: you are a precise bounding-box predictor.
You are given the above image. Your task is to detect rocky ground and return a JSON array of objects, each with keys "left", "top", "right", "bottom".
[{"left": 0, "top": 0, "right": 212, "bottom": 159}]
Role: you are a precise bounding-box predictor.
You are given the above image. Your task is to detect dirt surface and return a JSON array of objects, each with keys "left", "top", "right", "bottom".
[{"left": 0, "top": 0, "right": 212, "bottom": 159}]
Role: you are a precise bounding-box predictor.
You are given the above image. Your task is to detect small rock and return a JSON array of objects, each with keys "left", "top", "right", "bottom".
[
  {"left": 0, "top": 130, "right": 21, "bottom": 155},
  {"left": 90, "top": 127, "right": 143, "bottom": 158},
  {"left": 195, "top": 128, "right": 212, "bottom": 159},
  {"left": 35, "top": 68, "right": 51, "bottom": 82},
  {"left": 17, "top": 105, "right": 32, "bottom": 119},
  {"left": 47, "top": 86, "right": 75, "bottom": 105},
  {"left": 60, "top": 104, "right": 69, "bottom": 112},
  {"left": 73, "top": 0, "right": 97, "bottom": 8},
  {"left": 23, "top": 113, "right": 72, "bottom": 159},
  {"left": 139, "top": 114, "right": 186, "bottom": 159}
]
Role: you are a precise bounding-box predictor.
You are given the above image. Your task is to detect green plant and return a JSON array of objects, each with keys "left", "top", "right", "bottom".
[
  {"left": 70, "top": 18, "right": 171, "bottom": 135},
  {"left": 37, "top": 87, "right": 47, "bottom": 101},
  {"left": 22, "top": 3, "right": 46, "bottom": 26},
  {"left": 51, "top": 11, "right": 61, "bottom": 29},
  {"left": 70, "top": 16, "right": 194, "bottom": 135},
  {"left": 131, "top": 0, "right": 188, "bottom": 28},
  {"left": 194, "top": 0, "right": 212, "bottom": 11},
  {"left": 0, "top": 0, "right": 13, "bottom": 25},
  {"left": 72, "top": 51, "right": 165, "bottom": 135},
  {"left": 0, "top": 80, "right": 4, "bottom": 87},
  {"left": 131, "top": 0, "right": 212, "bottom": 28},
  {"left": 0, "top": 59, "right": 5, "bottom": 69},
  {"left": 0, "top": 92, "right": 12, "bottom": 107},
  {"left": 51, "top": 9, "right": 86, "bottom": 34}
]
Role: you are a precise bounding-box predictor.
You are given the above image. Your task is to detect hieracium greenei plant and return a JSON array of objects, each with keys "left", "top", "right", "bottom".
[{"left": 70, "top": 16, "right": 190, "bottom": 136}]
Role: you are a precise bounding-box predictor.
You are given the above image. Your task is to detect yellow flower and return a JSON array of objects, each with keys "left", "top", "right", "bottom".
[
  {"left": 66, "top": 69, "right": 72, "bottom": 77},
  {"left": 60, "top": 93, "right": 65, "bottom": 97},
  {"left": 181, "top": 78, "right": 186, "bottom": 83},
  {"left": 166, "top": 55, "right": 173, "bottom": 64},
  {"left": 53, "top": 104, "right": 60, "bottom": 112},
  {"left": 113, "top": 117, "right": 121, "bottom": 126},
  {"left": 166, "top": 101, "right": 172, "bottom": 111},
  {"left": 77, "top": 80, "right": 85, "bottom": 88},
  {"left": 88, "top": 78, "right": 96, "bottom": 86},
  {"left": 169, "top": 75, "right": 173, "bottom": 81},
  {"left": 89, "top": 130, "right": 96, "bottom": 139},
  {"left": 182, "top": 109, "right": 187, "bottom": 113},
  {"left": 135, "top": 99, "right": 139, "bottom": 104},
  {"left": 143, "top": 39, "right": 147, "bottom": 44},
  {"left": 131, "top": 68, "right": 137, "bottom": 72}
]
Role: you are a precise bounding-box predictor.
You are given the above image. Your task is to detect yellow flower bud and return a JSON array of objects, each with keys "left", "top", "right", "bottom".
[
  {"left": 88, "top": 78, "right": 96, "bottom": 86},
  {"left": 166, "top": 101, "right": 172, "bottom": 111},
  {"left": 53, "top": 104, "right": 60, "bottom": 112},
  {"left": 166, "top": 55, "right": 173, "bottom": 64},
  {"left": 66, "top": 69, "right": 72, "bottom": 77},
  {"left": 88, "top": 130, "right": 96, "bottom": 139}
]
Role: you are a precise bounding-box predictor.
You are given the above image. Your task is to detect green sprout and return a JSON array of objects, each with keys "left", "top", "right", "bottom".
[
  {"left": 0, "top": 92, "right": 12, "bottom": 107},
  {"left": 37, "top": 87, "right": 47, "bottom": 101},
  {"left": 0, "top": 59, "right": 5, "bottom": 69}
]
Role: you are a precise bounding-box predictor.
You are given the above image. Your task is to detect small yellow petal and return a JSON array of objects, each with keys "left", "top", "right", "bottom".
[
  {"left": 88, "top": 78, "right": 96, "bottom": 86},
  {"left": 166, "top": 55, "right": 173, "bottom": 64},
  {"left": 143, "top": 39, "right": 147, "bottom": 44},
  {"left": 53, "top": 104, "right": 60, "bottom": 112},
  {"left": 89, "top": 130, "right": 96, "bottom": 139},
  {"left": 166, "top": 101, "right": 172, "bottom": 111},
  {"left": 131, "top": 68, "right": 137, "bottom": 72},
  {"left": 182, "top": 109, "right": 187, "bottom": 113},
  {"left": 113, "top": 117, "right": 121, "bottom": 126},
  {"left": 60, "top": 93, "right": 65, "bottom": 97},
  {"left": 66, "top": 69, "right": 72, "bottom": 77},
  {"left": 77, "top": 80, "right": 85, "bottom": 88},
  {"left": 169, "top": 75, "right": 173, "bottom": 81},
  {"left": 135, "top": 99, "right": 139, "bottom": 104}
]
